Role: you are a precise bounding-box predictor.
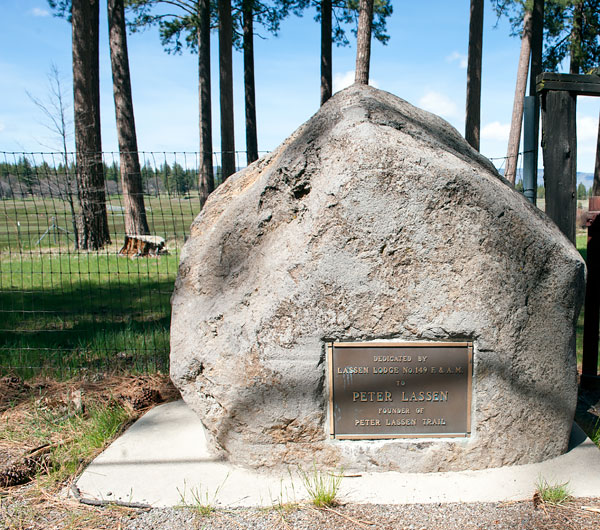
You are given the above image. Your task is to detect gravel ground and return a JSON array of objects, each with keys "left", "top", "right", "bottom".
[
  {"left": 3, "top": 378, "right": 600, "bottom": 529},
  {"left": 124, "top": 499, "right": 600, "bottom": 530}
]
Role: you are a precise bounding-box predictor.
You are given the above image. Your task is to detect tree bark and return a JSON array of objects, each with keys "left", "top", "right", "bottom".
[
  {"left": 198, "top": 0, "right": 214, "bottom": 206},
  {"left": 465, "top": 0, "right": 484, "bottom": 151},
  {"left": 243, "top": 0, "right": 258, "bottom": 165},
  {"left": 320, "top": 0, "right": 332, "bottom": 105},
  {"left": 355, "top": 0, "right": 374, "bottom": 85},
  {"left": 108, "top": 0, "right": 149, "bottom": 236},
  {"left": 72, "top": 0, "right": 110, "bottom": 249},
  {"left": 570, "top": 1, "right": 583, "bottom": 74},
  {"left": 505, "top": 8, "right": 533, "bottom": 185},
  {"left": 219, "top": 0, "right": 236, "bottom": 180}
]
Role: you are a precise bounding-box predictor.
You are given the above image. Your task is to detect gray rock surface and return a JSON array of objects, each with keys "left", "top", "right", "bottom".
[{"left": 170, "top": 84, "right": 585, "bottom": 472}]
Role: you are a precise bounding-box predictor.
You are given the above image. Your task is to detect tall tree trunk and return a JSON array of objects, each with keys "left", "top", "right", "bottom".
[
  {"left": 355, "top": 0, "right": 374, "bottom": 85},
  {"left": 243, "top": 0, "right": 258, "bottom": 165},
  {"left": 108, "top": 0, "right": 149, "bottom": 236},
  {"left": 198, "top": 0, "right": 214, "bottom": 206},
  {"left": 465, "top": 0, "right": 484, "bottom": 151},
  {"left": 505, "top": 8, "right": 533, "bottom": 185},
  {"left": 320, "top": 0, "right": 332, "bottom": 105},
  {"left": 219, "top": 0, "right": 235, "bottom": 180},
  {"left": 570, "top": 1, "right": 583, "bottom": 74},
  {"left": 72, "top": 0, "right": 110, "bottom": 249}
]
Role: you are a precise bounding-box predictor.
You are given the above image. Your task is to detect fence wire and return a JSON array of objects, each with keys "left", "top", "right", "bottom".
[{"left": 0, "top": 150, "right": 257, "bottom": 378}]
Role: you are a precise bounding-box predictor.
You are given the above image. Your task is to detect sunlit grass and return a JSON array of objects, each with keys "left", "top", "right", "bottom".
[
  {"left": 298, "top": 464, "right": 343, "bottom": 508},
  {"left": 535, "top": 477, "right": 572, "bottom": 506},
  {"left": 0, "top": 389, "right": 131, "bottom": 486},
  {"left": 1, "top": 196, "right": 188, "bottom": 378},
  {"left": 45, "top": 402, "right": 130, "bottom": 484}
]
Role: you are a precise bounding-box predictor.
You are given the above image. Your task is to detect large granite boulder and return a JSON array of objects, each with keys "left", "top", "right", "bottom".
[{"left": 170, "top": 84, "right": 585, "bottom": 472}]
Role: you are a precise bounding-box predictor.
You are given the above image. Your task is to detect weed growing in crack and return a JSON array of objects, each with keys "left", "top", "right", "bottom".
[
  {"left": 176, "top": 475, "right": 228, "bottom": 516},
  {"left": 535, "top": 477, "right": 572, "bottom": 506},
  {"left": 298, "top": 463, "right": 343, "bottom": 508}
]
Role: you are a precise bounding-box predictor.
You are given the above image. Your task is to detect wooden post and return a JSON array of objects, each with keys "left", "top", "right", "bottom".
[
  {"left": 582, "top": 197, "right": 600, "bottom": 387},
  {"left": 541, "top": 89, "right": 577, "bottom": 244},
  {"left": 537, "top": 73, "right": 600, "bottom": 388}
]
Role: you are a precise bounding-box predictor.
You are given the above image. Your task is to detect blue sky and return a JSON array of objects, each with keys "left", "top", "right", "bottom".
[{"left": 2, "top": 0, "right": 600, "bottom": 174}]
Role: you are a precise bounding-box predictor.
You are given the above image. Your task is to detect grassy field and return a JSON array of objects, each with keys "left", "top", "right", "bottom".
[
  {"left": 1, "top": 252, "right": 178, "bottom": 376},
  {"left": 1, "top": 193, "right": 200, "bottom": 377},
  {"left": 0, "top": 193, "right": 201, "bottom": 252}
]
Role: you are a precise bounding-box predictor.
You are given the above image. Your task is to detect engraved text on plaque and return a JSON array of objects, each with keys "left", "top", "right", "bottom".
[{"left": 328, "top": 342, "right": 472, "bottom": 439}]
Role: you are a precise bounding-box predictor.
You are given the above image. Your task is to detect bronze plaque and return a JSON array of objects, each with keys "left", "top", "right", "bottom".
[{"left": 328, "top": 342, "right": 472, "bottom": 439}]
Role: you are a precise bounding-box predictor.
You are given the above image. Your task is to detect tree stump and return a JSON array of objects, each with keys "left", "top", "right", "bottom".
[{"left": 118, "top": 235, "right": 167, "bottom": 257}]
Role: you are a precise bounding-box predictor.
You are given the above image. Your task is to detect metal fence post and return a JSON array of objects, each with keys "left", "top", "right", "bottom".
[{"left": 523, "top": 96, "right": 537, "bottom": 205}]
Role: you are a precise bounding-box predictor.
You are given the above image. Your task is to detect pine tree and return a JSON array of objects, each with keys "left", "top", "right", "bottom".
[
  {"left": 234, "top": 0, "right": 295, "bottom": 161},
  {"left": 49, "top": 0, "right": 111, "bottom": 249},
  {"left": 317, "top": 0, "right": 391, "bottom": 102},
  {"left": 108, "top": 0, "right": 150, "bottom": 236},
  {"left": 499, "top": 1, "right": 600, "bottom": 194},
  {"left": 129, "top": 0, "right": 215, "bottom": 205},
  {"left": 243, "top": 0, "right": 259, "bottom": 163},
  {"left": 505, "top": 7, "right": 533, "bottom": 184},
  {"left": 355, "top": 0, "right": 374, "bottom": 84},
  {"left": 219, "top": 0, "right": 236, "bottom": 180},
  {"left": 465, "top": 0, "right": 484, "bottom": 151}
]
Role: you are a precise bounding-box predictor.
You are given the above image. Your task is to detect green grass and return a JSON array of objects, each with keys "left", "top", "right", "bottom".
[
  {"left": 1, "top": 251, "right": 178, "bottom": 377},
  {"left": 1, "top": 193, "right": 200, "bottom": 378},
  {"left": 0, "top": 193, "right": 202, "bottom": 252},
  {"left": 45, "top": 402, "right": 131, "bottom": 484},
  {"left": 0, "top": 395, "right": 131, "bottom": 486},
  {"left": 589, "top": 418, "right": 600, "bottom": 446},
  {"left": 176, "top": 476, "right": 228, "bottom": 516},
  {"left": 575, "top": 231, "right": 599, "bottom": 372},
  {"left": 1, "top": 197, "right": 598, "bottom": 378},
  {"left": 298, "top": 465, "right": 343, "bottom": 508},
  {"left": 535, "top": 477, "right": 572, "bottom": 506}
]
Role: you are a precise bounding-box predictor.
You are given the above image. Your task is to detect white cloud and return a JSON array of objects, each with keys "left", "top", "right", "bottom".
[
  {"left": 418, "top": 91, "right": 459, "bottom": 119},
  {"left": 447, "top": 51, "right": 468, "bottom": 69},
  {"left": 333, "top": 71, "right": 355, "bottom": 92},
  {"left": 29, "top": 8, "right": 50, "bottom": 17},
  {"left": 577, "top": 114, "right": 598, "bottom": 141},
  {"left": 0, "top": 121, "right": 5, "bottom": 133},
  {"left": 333, "top": 71, "right": 379, "bottom": 93},
  {"left": 481, "top": 121, "right": 511, "bottom": 142}
]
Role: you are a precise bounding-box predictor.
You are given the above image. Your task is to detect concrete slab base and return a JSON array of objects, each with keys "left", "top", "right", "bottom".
[{"left": 75, "top": 400, "right": 600, "bottom": 508}]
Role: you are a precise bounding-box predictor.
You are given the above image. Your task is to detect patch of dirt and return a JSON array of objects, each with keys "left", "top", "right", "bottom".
[
  {"left": 0, "top": 372, "right": 180, "bottom": 529},
  {"left": 0, "top": 373, "right": 179, "bottom": 468}
]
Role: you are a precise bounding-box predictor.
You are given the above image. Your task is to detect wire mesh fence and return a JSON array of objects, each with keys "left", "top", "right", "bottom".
[
  {"left": 0, "top": 149, "right": 564, "bottom": 378},
  {"left": 0, "top": 150, "right": 258, "bottom": 378}
]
